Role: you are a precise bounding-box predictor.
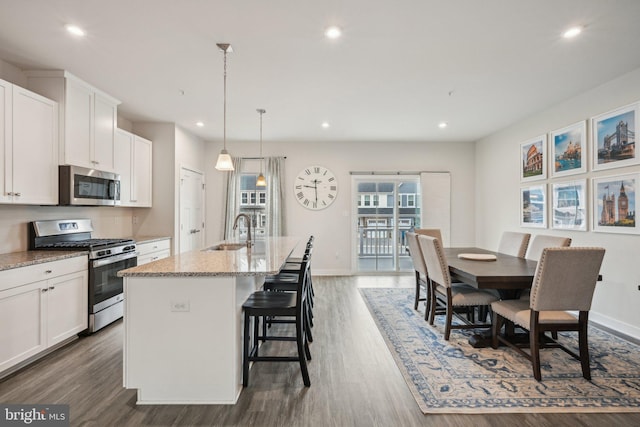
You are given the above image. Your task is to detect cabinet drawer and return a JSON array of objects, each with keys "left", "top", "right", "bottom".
[
  {"left": 0, "top": 256, "right": 88, "bottom": 293},
  {"left": 137, "top": 239, "right": 170, "bottom": 256},
  {"left": 137, "top": 249, "right": 170, "bottom": 266}
]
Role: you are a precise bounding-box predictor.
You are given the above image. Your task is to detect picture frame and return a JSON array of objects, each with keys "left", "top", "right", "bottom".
[
  {"left": 550, "top": 121, "right": 587, "bottom": 177},
  {"left": 520, "top": 184, "right": 547, "bottom": 228},
  {"left": 551, "top": 179, "right": 587, "bottom": 231},
  {"left": 591, "top": 102, "right": 639, "bottom": 171},
  {"left": 592, "top": 173, "right": 638, "bottom": 234},
  {"left": 520, "top": 135, "right": 547, "bottom": 182}
]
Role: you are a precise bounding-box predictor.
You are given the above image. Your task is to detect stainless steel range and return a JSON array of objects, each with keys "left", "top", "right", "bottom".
[{"left": 29, "top": 219, "right": 137, "bottom": 333}]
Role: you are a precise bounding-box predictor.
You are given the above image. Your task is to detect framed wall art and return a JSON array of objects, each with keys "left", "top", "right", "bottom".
[
  {"left": 550, "top": 121, "right": 587, "bottom": 177},
  {"left": 520, "top": 135, "right": 547, "bottom": 182},
  {"left": 591, "top": 102, "right": 638, "bottom": 171},
  {"left": 551, "top": 179, "right": 587, "bottom": 231},
  {"left": 520, "top": 184, "right": 547, "bottom": 228},
  {"left": 592, "top": 173, "right": 638, "bottom": 234}
]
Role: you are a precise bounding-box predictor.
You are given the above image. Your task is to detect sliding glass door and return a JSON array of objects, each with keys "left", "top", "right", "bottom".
[{"left": 353, "top": 175, "right": 421, "bottom": 272}]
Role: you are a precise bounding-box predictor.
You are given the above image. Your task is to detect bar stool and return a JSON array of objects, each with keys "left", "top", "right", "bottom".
[
  {"left": 263, "top": 251, "right": 314, "bottom": 342},
  {"left": 242, "top": 259, "right": 312, "bottom": 387}
]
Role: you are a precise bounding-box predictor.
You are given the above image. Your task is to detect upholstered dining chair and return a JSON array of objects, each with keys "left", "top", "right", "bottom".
[
  {"left": 414, "top": 228, "right": 443, "bottom": 243},
  {"left": 520, "top": 234, "right": 572, "bottom": 306},
  {"left": 406, "top": 232, "right": 429, "bottom": 311},
  {"left": 498, "top": 231, "right": 531, "bottom": 258},
  {"left": 418, "top": 235, "right": 499, "bottom": 340},
  {"left": 525, "top": 234, "right": 572, "bottom": 261},
  {"left": 491, "top": 247, "right": 605, "bottom": 381}
]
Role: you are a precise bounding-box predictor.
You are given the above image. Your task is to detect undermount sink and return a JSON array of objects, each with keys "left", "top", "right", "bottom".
[{"left": 203, "top": 243, "right": 247, "bottom": 251}]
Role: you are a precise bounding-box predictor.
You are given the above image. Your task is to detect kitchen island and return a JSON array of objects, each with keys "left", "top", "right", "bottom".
[{"left": 118, "top": 236, "right": 299, "bottom": 405}]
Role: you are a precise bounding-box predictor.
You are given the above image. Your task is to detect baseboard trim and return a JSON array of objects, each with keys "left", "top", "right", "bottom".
[{"left": 590, "top": 311, "right": 640, "bottom": 344}]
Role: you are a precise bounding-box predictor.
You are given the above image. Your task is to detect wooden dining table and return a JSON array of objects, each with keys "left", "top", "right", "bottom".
[
  {"left": 442, "top": 247, "right": 602, "bottom": 348},
  {"left": 443, "top": 247, "right": 538, "bottom": 348},
  {"left": 443, "top": 247, "right": 538, "bottom": 300}
]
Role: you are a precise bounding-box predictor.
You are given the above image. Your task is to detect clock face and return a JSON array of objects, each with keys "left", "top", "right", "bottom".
[{"left": 294, "top": 165, "right": 338, "bottom": 210}]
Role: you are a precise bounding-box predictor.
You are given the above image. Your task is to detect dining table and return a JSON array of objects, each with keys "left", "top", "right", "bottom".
[
  {"left": 443, "top": 247, "right": 538, "bottom": 348},
  {"left": 444, "top": 247, "right": 538, "bottom": 299}
]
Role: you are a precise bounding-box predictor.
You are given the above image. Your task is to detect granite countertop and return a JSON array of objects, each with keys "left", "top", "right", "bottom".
[
  {"left": 118, "top": 236, "right": 299, "bottom": 277},
  {"left": 0, "top": 250, "right": 88, "bottom": 272}
]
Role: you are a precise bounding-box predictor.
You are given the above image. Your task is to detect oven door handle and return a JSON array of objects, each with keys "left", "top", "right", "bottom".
[{"left": 92, "top": 251, "right": 137, "bottom": 268}]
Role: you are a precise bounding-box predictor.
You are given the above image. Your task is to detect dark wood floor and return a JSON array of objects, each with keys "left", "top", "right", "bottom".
[{"left": 1, "top": 275, "right": 639, "bottom": 426}]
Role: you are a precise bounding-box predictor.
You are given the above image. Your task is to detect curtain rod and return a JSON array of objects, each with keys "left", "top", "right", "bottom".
[
  {"left": 349, "top": 171, "right": 449, "bottom": 175},
  {"left": 241, "top": 156, "right": 287, "bottom": 160}
]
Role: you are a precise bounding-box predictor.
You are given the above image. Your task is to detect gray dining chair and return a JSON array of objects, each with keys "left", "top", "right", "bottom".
[
  {"left": 525, "top": 234, "right": 572, "bottom": 261},
  {"left": 415, "top": 228, "right": 443, "bottom": 243},
  {"left": 491, "top": 247, "right": 605, "bottom": 381},
  {"left": 521, "top": 234, "right": 572, "bottom": 306},
  {"left": 498, "top": 231, "right": 531, "bottom": 258},
  {"left": 418, "top": 235, "right": 499, "bottom": 340},
  {"left": 406, "top": 232, "right": 429, "bottom": 312}
]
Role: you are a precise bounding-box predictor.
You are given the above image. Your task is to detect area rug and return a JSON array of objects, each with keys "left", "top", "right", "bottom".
[{"left": 359, "top": 287, "right": 640, "bottom": 414}]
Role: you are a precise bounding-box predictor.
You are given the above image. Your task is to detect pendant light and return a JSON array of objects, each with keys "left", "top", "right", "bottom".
[
  {"left": 256, "top": 108, "right": 267, "bottom": 187},
  {"left": 215, "top": 43, "right": 234, "bottom": 171}
]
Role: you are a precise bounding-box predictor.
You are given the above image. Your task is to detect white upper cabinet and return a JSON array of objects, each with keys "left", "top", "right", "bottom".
[
  {"left": 0, "top": 79, "right": 58, "bottom": 205},
  {"left": 25, "top": 70, "right": 120, "bottom": 172},
  {"left": 114, "top": 128, "right": 153, "bottom": 207}
]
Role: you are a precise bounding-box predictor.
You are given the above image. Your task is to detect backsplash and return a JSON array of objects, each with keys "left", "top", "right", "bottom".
[{"left": 0, "top": 205, "right": 134, "bottom": 254}]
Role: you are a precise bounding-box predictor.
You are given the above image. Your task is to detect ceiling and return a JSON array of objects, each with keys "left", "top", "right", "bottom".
[{"left": 1, "top": 0, "right": 640, "bottom": 145}]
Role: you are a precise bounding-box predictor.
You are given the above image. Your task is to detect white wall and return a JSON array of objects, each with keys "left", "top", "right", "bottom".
[
  {"left": 205, "top": 139, "right": 476, "bottom": 275},
  {"left": 0, "top": 205, "right": 134, "bottom": 253},
  {"left": 475, "top": 66, "right": 640, "bottom": 339}
]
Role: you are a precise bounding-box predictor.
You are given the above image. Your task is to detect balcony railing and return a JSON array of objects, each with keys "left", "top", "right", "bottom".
[{"left": 357, "top": 226, "right": 410, "bottom": 257}]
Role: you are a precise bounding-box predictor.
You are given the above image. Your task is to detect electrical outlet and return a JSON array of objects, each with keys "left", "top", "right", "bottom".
[
  {"left": 132, "top": 215, "right": 138, "bottom": 225},
  {"left": 170, "top": 300, "right": 190, "bottom": 312}
]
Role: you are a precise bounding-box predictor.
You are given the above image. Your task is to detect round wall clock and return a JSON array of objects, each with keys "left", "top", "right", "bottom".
[{"left": 294, "top": 165, "right": 338, "bottom": 210}]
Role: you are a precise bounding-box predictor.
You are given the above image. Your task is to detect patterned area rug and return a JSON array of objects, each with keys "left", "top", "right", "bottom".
[{"left": 359, "top": 288, "right": 640, "bottom": 414}]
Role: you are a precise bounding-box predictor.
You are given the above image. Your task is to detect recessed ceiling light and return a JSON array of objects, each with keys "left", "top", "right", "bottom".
[
  {"left": 438, "top": 122, "right": 448, "bottom": 129},
  {"left": 196, "top": 121, "right": 204, "bottom": 127},
  {"left": 563, "top": 26, "right": 582, "bottom": 39},
  {"left": 325, "top": 26, "right": 342, "bottom": 39},
  {"left": 321, "top": 122, "right": 330, "bottom": 128},
  {"left": 65, "top": 24, "right": 86, "bottom": 37}
]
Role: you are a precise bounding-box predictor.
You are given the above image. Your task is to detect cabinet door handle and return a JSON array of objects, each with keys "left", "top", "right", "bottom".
[
  {"left": 151, "top": 256, "right": 159, "bottom": 261},
  {"left": 45, "top": 270, "right": 53, "bottom": 274},
  {"left": 7, "top": 192, "right": 13, "bottom": 196},
  {"left": 41, "top": 288, "right": 48, "bottom": 293},
  {"left": 49, "top": 286, "right": 55, "bottom": 291},
  {"left": 14, "top": 192, "right": 21, "bottom": 196}
]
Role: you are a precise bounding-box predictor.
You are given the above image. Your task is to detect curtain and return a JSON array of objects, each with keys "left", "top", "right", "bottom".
[
  {"left": 222, "top": 157, "right": 244, "bottom": 240},
  {"left": 265, "top": 156, "right": 286, "bottom": 236}
]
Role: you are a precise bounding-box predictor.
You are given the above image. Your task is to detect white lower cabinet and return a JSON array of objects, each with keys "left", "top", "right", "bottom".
[
  {"left": 137, "top": 239, "right": 171, "bottom": 265},
  {"left": 0, "top": 256, "right": 88, "bottom": 374}
]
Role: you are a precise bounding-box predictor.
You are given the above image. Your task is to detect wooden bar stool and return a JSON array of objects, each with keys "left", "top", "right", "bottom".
[{"left": 242, "top": 259, "right": 312, "bottom": 387}]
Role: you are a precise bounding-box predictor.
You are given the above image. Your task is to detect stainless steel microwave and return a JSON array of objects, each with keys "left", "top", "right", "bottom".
[{"left": 59, "top": 165, "right": 121, "bottom": 206}]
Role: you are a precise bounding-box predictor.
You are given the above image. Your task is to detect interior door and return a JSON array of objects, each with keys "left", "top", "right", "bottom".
[{"left": 179, "top": 167, "right": 205, "bottom": 253}]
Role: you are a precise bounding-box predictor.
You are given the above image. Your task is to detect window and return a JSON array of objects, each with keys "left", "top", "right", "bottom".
[{"left": 238, "top": 174, "right": 267, "bottom": 239}]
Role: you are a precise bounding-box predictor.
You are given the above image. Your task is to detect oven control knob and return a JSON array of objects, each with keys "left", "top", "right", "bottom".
[{"left": 97, "top": 250, "right": 106, "bottom": 257}]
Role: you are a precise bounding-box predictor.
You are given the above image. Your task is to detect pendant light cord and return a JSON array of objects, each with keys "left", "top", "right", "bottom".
[{"left": 223, "top": 49, "right": 227, "bottom": 151}]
